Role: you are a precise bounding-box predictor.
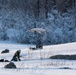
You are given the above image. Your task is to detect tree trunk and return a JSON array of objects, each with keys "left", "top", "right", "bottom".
[
  {"left": 45, "top": 0, "right": 48, "bottom": 18},
  {"left": 34, "top": 0, "right": 40, "bottom": 19}
]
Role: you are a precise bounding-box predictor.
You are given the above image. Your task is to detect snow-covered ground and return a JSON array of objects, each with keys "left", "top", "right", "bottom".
[{"left": 0, "top": 41, "right": 76, "bottom": 75}]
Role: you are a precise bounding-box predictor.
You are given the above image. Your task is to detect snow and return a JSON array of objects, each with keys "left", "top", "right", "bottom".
[
  {"left": 0, "top": 41, "right": 76, "bottom": 75},
  {"left": 30, "top": 28, "right": 46, "bottom": 34}
]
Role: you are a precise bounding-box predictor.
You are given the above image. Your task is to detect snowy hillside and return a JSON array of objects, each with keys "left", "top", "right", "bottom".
[
  {"left": 0, "top": 41, "right": 76, "bottom": 60},
  {"left": 0, "top": 41, "right": 76, "bottom": 75}
]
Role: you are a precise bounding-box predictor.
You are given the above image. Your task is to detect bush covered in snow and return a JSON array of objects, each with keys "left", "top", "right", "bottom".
[{"left": 0, "top": 1, "right": 75, "bottom": 45}]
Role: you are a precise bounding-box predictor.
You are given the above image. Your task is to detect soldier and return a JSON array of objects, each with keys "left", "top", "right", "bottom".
[{"left": 11, "top": 50, "right": 21, "bottom": 61}]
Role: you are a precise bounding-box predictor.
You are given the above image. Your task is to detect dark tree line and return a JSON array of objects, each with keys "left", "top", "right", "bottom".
[{"left": 0, "top": 0, "right": 75, "bottom": 18}]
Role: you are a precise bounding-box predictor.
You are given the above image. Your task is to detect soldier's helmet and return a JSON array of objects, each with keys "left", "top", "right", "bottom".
[{"left": 18, "top": 50, "right": 21, "bottom": 53}]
